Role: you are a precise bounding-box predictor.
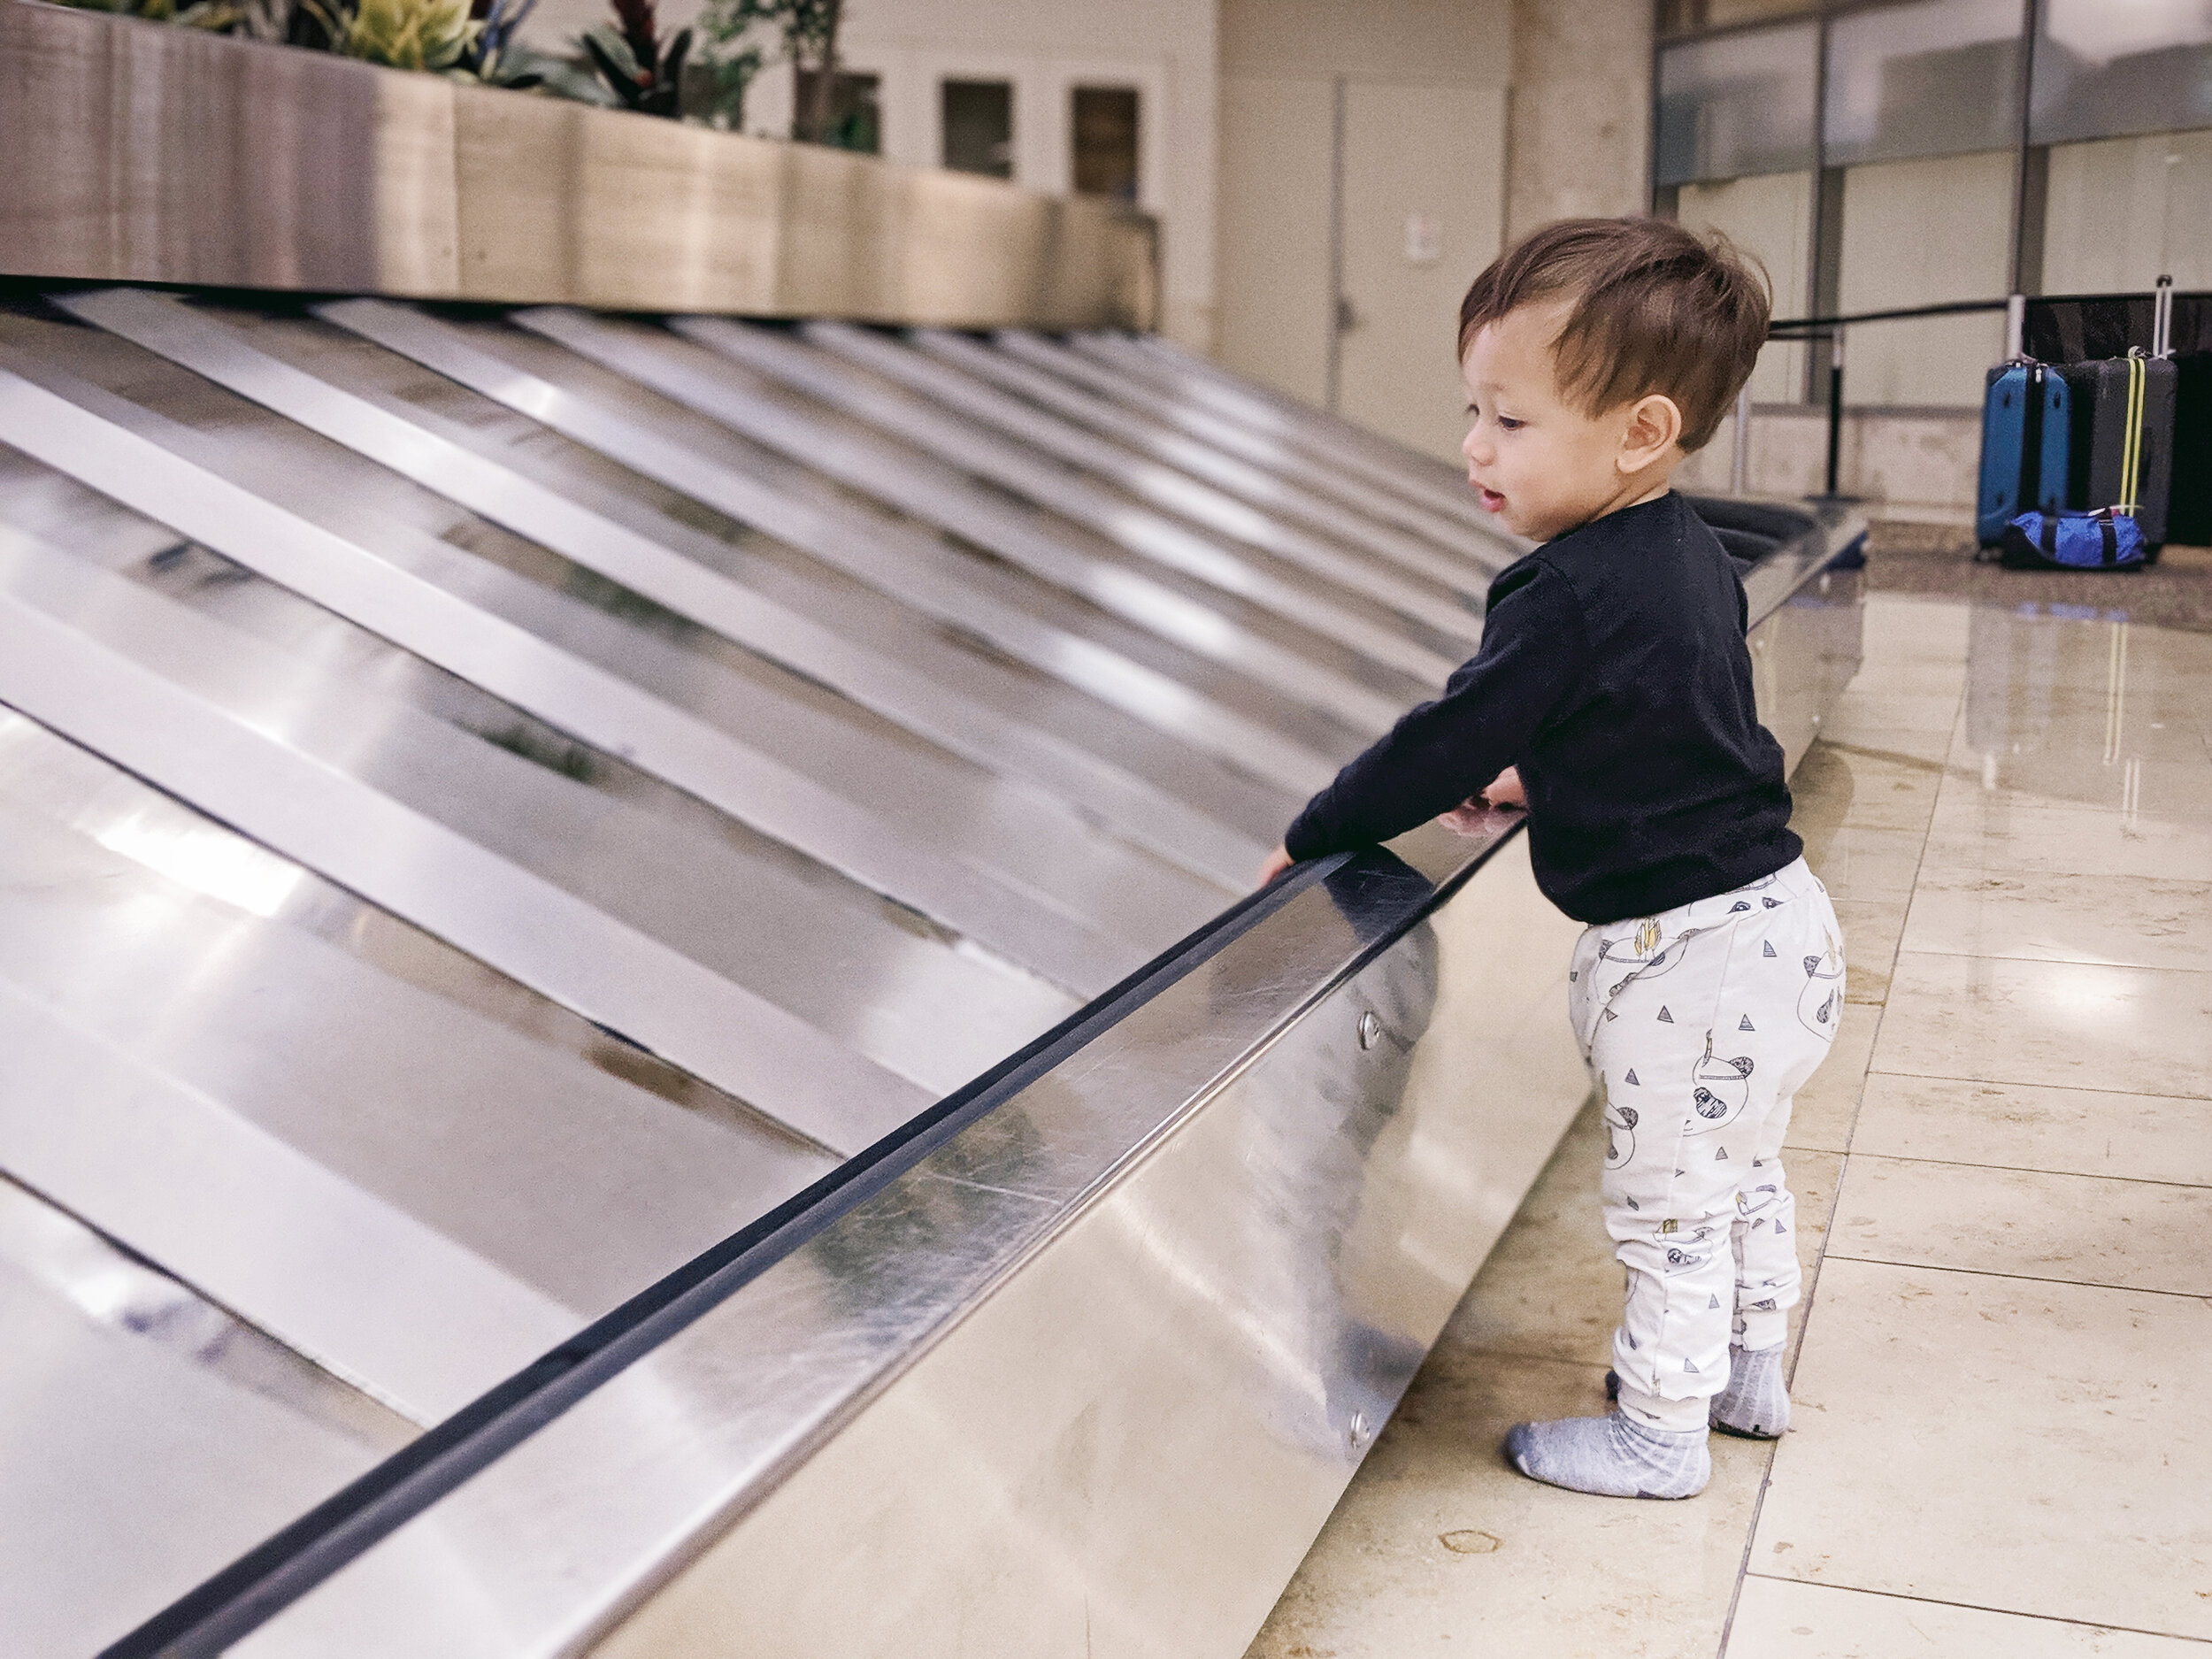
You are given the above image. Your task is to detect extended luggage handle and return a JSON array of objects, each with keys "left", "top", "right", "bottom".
[{"left": 2153, "top": 274, "right": 2173, "bottom": 360}]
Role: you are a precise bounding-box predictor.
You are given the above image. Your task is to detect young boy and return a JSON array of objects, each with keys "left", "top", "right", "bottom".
[{"left": 1256, "top": 218, "right": 1844, "bottom": 1501}]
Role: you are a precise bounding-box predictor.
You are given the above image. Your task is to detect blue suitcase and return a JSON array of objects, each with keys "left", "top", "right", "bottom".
[{"left": 1976, "top": 361, "right": 2070, "bottom": 547}]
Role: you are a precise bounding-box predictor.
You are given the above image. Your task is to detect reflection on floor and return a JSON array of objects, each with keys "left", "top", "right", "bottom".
[
  {"left": 1247, "top": 593, "right": 2212, "bottom": 1658},
  {"left": 1866, "top": 522, "right": 2212, "bottom": 636}
]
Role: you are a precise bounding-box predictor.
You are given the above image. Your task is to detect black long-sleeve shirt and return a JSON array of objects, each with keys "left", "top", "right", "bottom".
[{"left": 1283, "top": 491, "right": 1800, "bottom": 925}]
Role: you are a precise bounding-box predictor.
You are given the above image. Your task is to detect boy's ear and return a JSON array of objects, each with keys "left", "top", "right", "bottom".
[{"left": 1617, "top": 393, "right": 1684, "bottom": 472}]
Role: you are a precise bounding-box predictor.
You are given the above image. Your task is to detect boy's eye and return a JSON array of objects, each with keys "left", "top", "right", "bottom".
[{"left": 1496, "top": 415, "right": 1525, "bottom": 433}]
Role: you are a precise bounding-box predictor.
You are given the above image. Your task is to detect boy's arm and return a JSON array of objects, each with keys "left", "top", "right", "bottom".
[{"left": 1280, "top": 565, "right": 1585, "bottom": 863}]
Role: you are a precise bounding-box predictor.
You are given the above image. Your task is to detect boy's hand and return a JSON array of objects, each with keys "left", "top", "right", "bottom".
[
  {"left": 1256, "top": 843, "right": 1294, "bottom": 887},
  {"left": 1436, "top": 768, "right": 1525, "bottom": 837}
]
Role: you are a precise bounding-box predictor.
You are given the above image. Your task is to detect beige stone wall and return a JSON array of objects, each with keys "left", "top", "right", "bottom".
[
  {"left": 1674, "top": 404, "right": 1980, "bottom": 524},
  {"left": 1503, "top": 0, "right": 1650, "bottom": 240}
]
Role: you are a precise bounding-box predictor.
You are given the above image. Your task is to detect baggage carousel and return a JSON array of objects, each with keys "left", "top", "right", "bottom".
[{"left": 0, "top": 11, "right": 1865, "bottom": 1653}]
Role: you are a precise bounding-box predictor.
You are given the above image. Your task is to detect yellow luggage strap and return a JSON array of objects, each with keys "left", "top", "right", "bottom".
[{"left": 2117, "top": 352, "right": 2146, "bottom": 517}]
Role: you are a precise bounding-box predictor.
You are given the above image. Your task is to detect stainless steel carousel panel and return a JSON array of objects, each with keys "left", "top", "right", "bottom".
[
  {"left": 0, "top": 1176, "right": 414, "bottom": 1657},
  {"left": 31, "top": 291, "right": 1261, "bottom": 901},
  {"left": 213, "top": 824, "right": 1594, "bottom": 1659},
  {"left": 795, "top": 319, "right": 1498, "bottom": 641},
  {"left": 0, "top": 693, "right": 862, "bottom": 1650},
  {"left": 992, "top": 329, "right": 1488, "bottom": 553},
  {"left": 1075, "top": 332, "right": 1497, "bottom": 535},
  {"left": 280, "top": 297, "right": 1349, "bottom": 797},
  {"left": 663, "top": 314, "right": 1477, "bottom": 681},
  {"left": 906, "top": 326, "right": 1502, "bottom": 596},
  {"left": 9, "top": 300, "right": 1138, "bottom": 1001},
  {"left": 503, "top": 307, "right": 1421, "bottom": 741}
]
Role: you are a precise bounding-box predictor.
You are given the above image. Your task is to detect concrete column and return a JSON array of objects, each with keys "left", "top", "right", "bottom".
[{"left": 1504, "top": 0, "right": 1650, "bottom": 242}]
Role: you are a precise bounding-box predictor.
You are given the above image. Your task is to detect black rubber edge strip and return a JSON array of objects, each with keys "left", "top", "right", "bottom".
[{"left": 101, "top": 838, "right": 1448, "bottom": 1657}]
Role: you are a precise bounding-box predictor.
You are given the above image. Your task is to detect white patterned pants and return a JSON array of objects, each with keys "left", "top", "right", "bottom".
[{"left": 1568, "top": 856, "right": 1845, "bottom": 1432}]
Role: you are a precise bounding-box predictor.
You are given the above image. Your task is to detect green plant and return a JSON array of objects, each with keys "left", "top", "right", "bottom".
[
  {"left": 580, "top": 0, "right": 688, "bottom": 118},
  {"left": 688, "top": 21, "right": 762, "bottom": 131},
  {"left": 330, "top": 0, "right": 478, "bottom": 71},
  {"left": 456, "top": 0, "right": 544, "bottom": 88},
  {"left": 692, "top": 0, "right": 848, "bottom": 144},
  {"left": 49, "top": 0, "right": 244, "bottom": 30}
]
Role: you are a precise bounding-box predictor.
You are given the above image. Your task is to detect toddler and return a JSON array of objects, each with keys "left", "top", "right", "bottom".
[{"left": 1256, "top": 218, "right": 1845, "bottom": 1500}]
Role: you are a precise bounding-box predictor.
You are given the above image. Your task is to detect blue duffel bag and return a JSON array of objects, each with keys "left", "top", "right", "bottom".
[{"left": 1999, "top": 508, "right": 2147, "bottom": 571}]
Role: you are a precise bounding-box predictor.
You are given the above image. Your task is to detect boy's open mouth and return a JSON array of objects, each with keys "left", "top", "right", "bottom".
[{"left": 1476, "top": 487, "right": 1506, "bottom": 513}]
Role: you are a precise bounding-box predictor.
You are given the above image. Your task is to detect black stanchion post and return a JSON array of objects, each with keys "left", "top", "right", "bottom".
[{"left": 1824, "top": 326, "right": 1845, "bottom": 498}]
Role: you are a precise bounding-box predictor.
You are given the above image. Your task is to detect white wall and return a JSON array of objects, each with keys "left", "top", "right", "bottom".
[
  {"left": 1215, "top": 74, "right": 1335, "bottom": 406},
  {"left": 1215, "top": 0, "right": 1513, "bottom": 460},
  {"left": 1336, "top": 81, "right": 1509, "bottom": 460}
]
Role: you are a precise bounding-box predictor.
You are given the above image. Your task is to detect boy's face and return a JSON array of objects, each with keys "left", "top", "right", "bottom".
[{"left": 1460, "top": 297, "right": 1685, "bottom": 542}]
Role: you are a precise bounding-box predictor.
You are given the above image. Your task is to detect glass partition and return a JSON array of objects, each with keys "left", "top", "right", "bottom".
[
  {"left": 2032, "top": 0, "right": 2212, "bottom": 146},
  {"left": 1678, "top": 170, "right": 1815, "bottom": 400},
  {"left": 1837, "top": 149, "right": 2012, "bottom": 404},
  {"left": 1657, "top": 0, "right": 1820, "bottom": 42},
  {"left": 1657, "top": 22, "right": 1819, "bottom": 185},
  {"left": 2042, "top": 127, "right": 2212, "bottom": 294},
  {"left": 1824, "top": 0, "right": 2025, "bottom": 166}
]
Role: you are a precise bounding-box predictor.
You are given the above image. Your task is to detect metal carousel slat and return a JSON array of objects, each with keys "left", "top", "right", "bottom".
[
  {"left": 992, "top": 329, "right": 1488, "bottom": 554},
  {"left": 0, "top": 1174, "right": 411, "bottom": 1657},
  {"left": 0, "top": 973, "right": 578, "bottom": 1423},
  {"left": 803, "top": 319, "right": 1492, "bottom": 643},
  {"left": 1128, "top": 332, "right": 1493, "bottom": 518},
  {"left": 1076, "top": 332, "right": 1499, "bottom": 535},
  {"left": 672, "top": 314, "right": 1469, "bottom": 675},
  {"left": 16, "top": 300, "right": 1134, "bottom": 996},
  {"left": 908, "top": 326, "right": 1509, "bottom": 598},
  {"left": 38, "top": 298, "right": 1261, "bottom": 895},
  {"left": 311, "top": 298, "right": 1343, "bottom": 794},
  {"left": 513, "top": 308, "right": 1414, "bottom": 732},
  {"left": 0, "top": 684, "right": 842, "bottom": 1387},
  {"left": 0, "top": 534, "right": 930, "bottom": 1156}
]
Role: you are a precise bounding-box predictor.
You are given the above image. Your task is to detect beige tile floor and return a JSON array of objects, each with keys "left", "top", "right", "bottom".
[{"left": 1245, "top": 595, "right": 2212, "bottom": 1659}]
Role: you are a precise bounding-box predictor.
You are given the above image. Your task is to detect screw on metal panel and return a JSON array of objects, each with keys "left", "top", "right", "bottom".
[
  {"left": 1348, "top": 1410, "right": 1371, "bottom": 1450},
  {"left": 1356, "top": 1010, "right": 1381, "bottom": 1049}
]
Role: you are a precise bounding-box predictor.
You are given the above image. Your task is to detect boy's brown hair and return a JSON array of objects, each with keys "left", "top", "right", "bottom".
[{"left": 1458, "top": 217, "right": 1770, "bottom": 452}]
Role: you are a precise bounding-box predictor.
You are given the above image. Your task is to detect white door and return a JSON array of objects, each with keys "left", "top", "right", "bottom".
[{"left": 1336, "top": 81, "right": 1509, "bottom": 463}]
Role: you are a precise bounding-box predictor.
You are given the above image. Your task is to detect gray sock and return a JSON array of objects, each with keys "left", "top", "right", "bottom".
[
  {"left": 1503, "top": 1411, "right": 1710, "bottom": 1499},
  {"left": 1710, "top": 1342, "right": 1790, "bottom": 1439}
]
